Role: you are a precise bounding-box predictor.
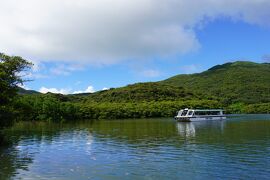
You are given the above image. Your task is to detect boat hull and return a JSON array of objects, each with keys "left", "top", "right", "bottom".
[{"left": 175, "top": 116, "right": 226, "bottom": 122}]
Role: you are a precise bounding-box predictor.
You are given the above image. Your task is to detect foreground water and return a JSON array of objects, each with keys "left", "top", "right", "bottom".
[{"left": 1, "top": 115, "right": 270, "bottom": 179}]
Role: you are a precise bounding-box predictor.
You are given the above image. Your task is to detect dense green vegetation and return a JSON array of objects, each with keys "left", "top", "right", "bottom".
[
  {"left": 17, "top": 87, "right": 40, "bottom": 95},
  {"left": 13, "top": 81, "right": 222, "bottom": 122},
  {"left": 159, "top": 61, "right": 270, "bottom": 113},
  {"left": 0, "top": 53, "right": 32, "bottom": 144},
  {"left": 0, "top": 54, "right": 31, "bottom": 126},
  {"left": 1, "top": 52, "right": 269, "bottom": 140},
  {"left": 15, "top": 92, "right": 220, "bottom": 121},
  {"left": 162, "top": 61, "right": 270, "bottom": 105},
  {"left": 15, "top": 94, "right": 80, "bottom": 122},
  {"left": 16, "top": 60, "right": 270, "bottom": 122},
  {"left": 77, "top": 83, "right": 200, "bottom": 102}
]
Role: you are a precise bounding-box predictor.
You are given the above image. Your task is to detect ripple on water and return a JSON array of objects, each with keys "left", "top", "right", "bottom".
[{"left": 0, "top": 116, "right": 270, "bottom": 179}]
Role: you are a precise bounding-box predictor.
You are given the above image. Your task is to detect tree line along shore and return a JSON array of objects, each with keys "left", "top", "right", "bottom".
[{"left": 1, "top": 53, "right": 270, "bottom": 144}]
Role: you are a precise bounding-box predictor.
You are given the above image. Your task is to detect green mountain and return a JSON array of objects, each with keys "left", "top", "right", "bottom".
[
  {"left": 161, "top": 61, "right": 270, "bottom": 104},
  {"left": 78, "top": 82, "right": 201, "bottom": 103},
  {"left": 18, "top": 61, "right": 270, "bottom": 105},
  {"left": 17, "top": 87, "right": 40, "bottom": 95},
  {"left": 73, "top": 61, "right": 269, "bottom": 105},
  {"left": 32, "top": 61, "right": 269, "bottom": 105},
  {"left": 16, "top": 61, "right": 270, "bottom": 121}
]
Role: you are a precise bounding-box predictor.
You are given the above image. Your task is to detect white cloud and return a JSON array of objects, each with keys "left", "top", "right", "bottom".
[
  {"left": 39, "top": 85, "right": 96, "bottom": 94},
  {"left": 50, "top": 64, "right": 85, "bottom": 76},
  {"left": 85, "top": 86, "right": 95, "bottom": 93},
  {"left": 1, "top": 0, "right": 270, "bottom": 64},
  {"left": 72, "top": 91, "right": 83, "bottom": 94},
  {"left": 39, "top": 87, "right": 71, "bottom": 94},
  {"left": 26, "top": 72, "right": 49, "bottom": 79},
  {"left": 73, "top": 86, "right": 95, "bottom": 94},
  {"left": 102, "top": 87, "right": 109, "bottom": 90}
]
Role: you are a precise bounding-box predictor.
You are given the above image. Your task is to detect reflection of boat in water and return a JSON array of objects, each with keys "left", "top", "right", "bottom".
[
  {"left": 175, "top": 108, "right": 226, "bottom": 122},
  {"left": 176, "top": 120, "right": 226, "bottom": 138},
  {"left": 176, "top": 122, "right": 196, "bottom": 137}
]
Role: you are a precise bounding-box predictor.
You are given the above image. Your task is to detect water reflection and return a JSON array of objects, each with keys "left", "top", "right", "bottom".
[
  {"left": 0, "top": 142, "right": 34, "bottom": 179},
  {"left": 0, "top": 116, "right": 270, "bottom": 179},
  {"left": 176, "top": 122, "right": 196, "bottom": 138},
  {"left": 176, "top": 120, "right": 226, "bottom": 138}
]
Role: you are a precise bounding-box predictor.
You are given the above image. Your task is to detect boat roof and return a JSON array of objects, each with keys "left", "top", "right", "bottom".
[{"left": 183, "top": 109, "right": 224, "bottom": 111}]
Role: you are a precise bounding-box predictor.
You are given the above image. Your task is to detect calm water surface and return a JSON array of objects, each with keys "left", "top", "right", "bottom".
[{"left": 1, "top": 115, "right": 270, "bottom": 179}]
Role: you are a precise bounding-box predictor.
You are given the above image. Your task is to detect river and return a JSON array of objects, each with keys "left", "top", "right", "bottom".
[{"left": 1, "top": 115, "right": 270, "bottom": 179}]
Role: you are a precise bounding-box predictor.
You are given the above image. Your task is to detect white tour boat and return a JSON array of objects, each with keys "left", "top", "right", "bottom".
[{"left": 175, "top": 108, "right": 226, "bottom": 122}]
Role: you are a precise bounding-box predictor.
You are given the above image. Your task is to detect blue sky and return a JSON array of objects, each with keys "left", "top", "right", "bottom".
[{"left": 1, "top": 1, "right": 270, "bottom": 94}]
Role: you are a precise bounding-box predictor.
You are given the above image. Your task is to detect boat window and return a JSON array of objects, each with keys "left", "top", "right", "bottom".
[
  {"left": 177, "top": 110, "right": 183, "bottom": 116},
  {"left": 194, "top": 111, "right": 221, "bottom": 115},
  {"left": 188, "top": 111, "right": 193, "bottom": 115},
  {"left": 181, "top": 110, "right": 188, "bottom": 116},
  {"left": 194, "top": 111, "right": 203, "bottom": 115}
]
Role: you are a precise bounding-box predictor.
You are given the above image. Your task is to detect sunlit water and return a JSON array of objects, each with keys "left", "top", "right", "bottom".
[{"left": 1, "top": 115, "right": 270, "bottom": 179}]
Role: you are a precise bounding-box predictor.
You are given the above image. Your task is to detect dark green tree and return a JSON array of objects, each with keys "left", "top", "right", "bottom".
[{"left": 0, "top": 53, "right": 32, "bottom": 128}]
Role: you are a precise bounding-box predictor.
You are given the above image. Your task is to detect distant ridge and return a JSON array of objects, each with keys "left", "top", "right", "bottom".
[
  {"left": 17, "top": 87, "right": 40, "bottom": 95},
  {"left": 20, "top": 61, "right": 270, "bottom": 105},
  {"left": 161, "top": 61, "right": 270, "bottom": 104},
  {"left": 68, "top": 82, "right": 200, "bottom": 102},
  {"left": 16, "top": 61, "right": 270, "bottom": 118}
]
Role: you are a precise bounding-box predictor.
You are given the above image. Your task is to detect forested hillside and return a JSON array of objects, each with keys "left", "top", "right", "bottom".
[
  {"left": 17, "top": 61, "right": 270, "bottom": 122},
  {"left": 73, "top": 83, "right": 203, "bottom": 102},
  {"left": 162, "top": 61, "right": 270, "bottom": 105},
  {"left": 17, "top": 87, "right": 40, "bottom": 95}
]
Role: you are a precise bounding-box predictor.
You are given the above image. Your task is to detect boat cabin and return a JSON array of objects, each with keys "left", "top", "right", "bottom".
[
  {"left": 175, "top": 108, "right": 225, "bottom": 121},
  {"left": 177, "top": 108, "right": 224, "bottom": 117}
]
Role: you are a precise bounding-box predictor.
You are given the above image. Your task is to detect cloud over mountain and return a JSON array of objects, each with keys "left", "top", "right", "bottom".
[{"left": 1, "top": 0, "right": 270, "bottom": 64}]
